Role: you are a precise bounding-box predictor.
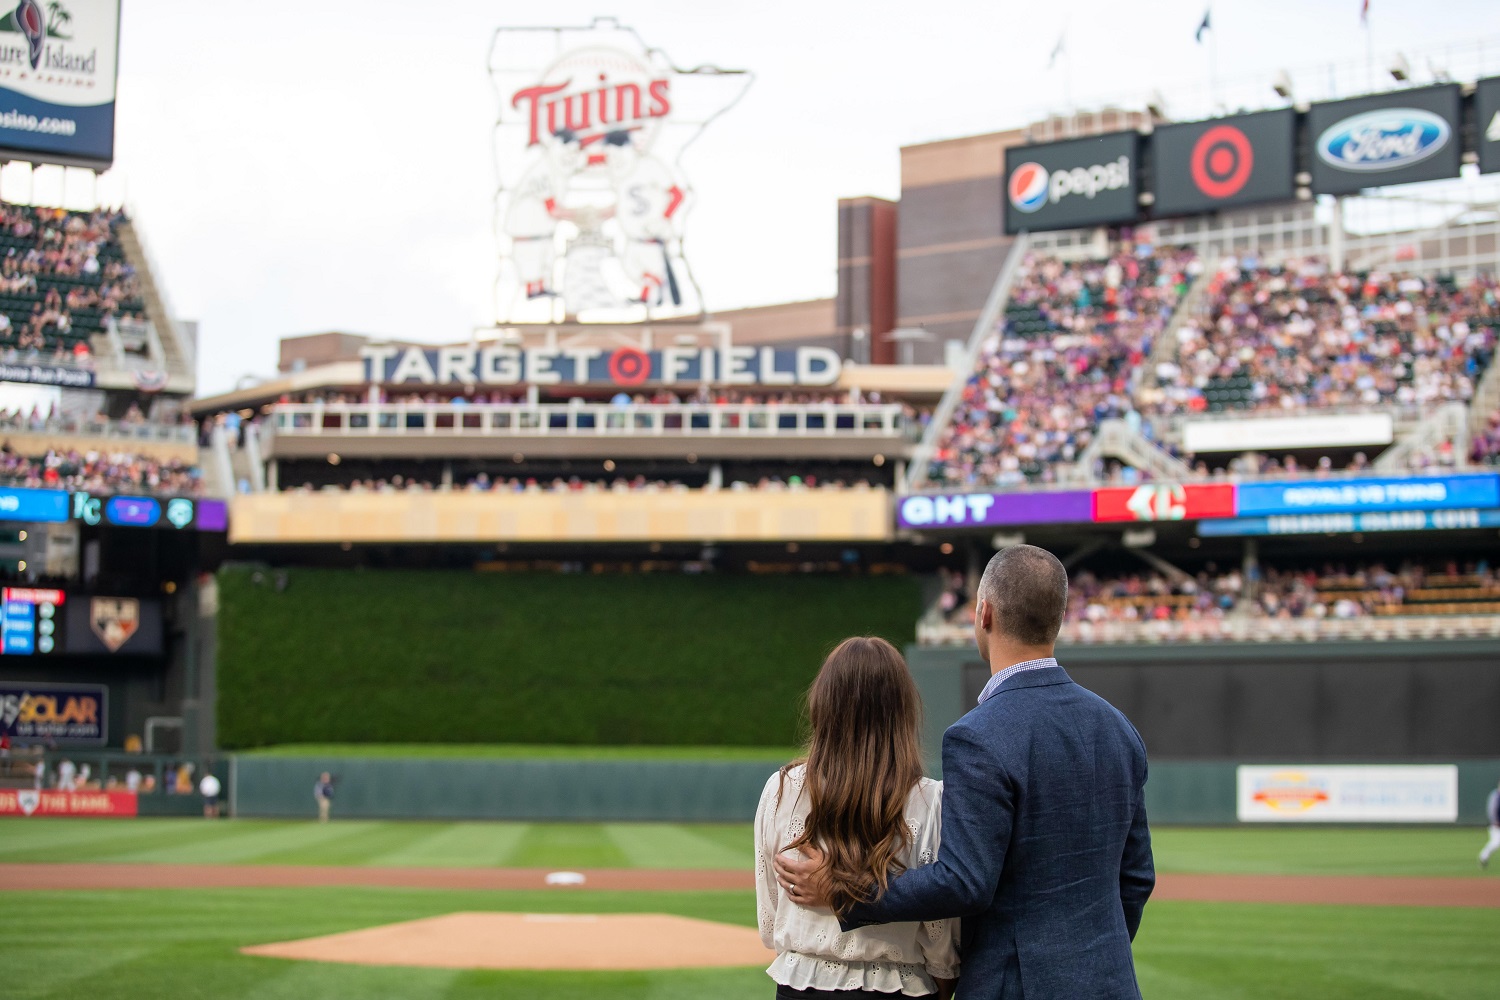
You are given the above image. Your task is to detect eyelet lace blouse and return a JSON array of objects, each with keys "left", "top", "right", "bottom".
[{"left": 754, "top": 764, "right": 959, "bottom": 996}]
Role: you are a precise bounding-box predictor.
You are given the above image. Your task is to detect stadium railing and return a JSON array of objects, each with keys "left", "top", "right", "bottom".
[
  {"left": 916, "top": 615, "right": 1500, "bottom": 646},
  {"left": 267, "top": 402, "right": 913, "bottom": 439}
]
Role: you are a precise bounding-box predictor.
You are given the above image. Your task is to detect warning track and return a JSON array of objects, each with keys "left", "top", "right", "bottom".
[{"left": 2, "top": 864, "right": 1499, "bottom": 907}]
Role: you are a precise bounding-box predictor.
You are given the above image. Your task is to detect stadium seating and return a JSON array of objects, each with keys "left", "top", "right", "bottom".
[
  {"left": 926, "top": 246, "right": 1199, "bottom": 487},
  {"left": 925, "top": 251, "right": 1500, "bottom": 488},
  {"left": 0, "top": 204, "right": 147, "bottom": 364},
  {"left": 1151, "top": 261, "right": 1500, "bottom": 417},
  {"left": 0, "top": 445, "right": 202, "bottom": 495}
]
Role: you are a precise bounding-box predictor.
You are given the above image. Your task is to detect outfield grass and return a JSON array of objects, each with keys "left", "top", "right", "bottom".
[
  {"left": 241, "top": 743, "right": 801, "bottom": 761},
  {"left": 1, "top": 820, "right": 1495, "bottom": 877},
  {"left": 0, "top": 887, "right": 1496, "bottom": 1000}
]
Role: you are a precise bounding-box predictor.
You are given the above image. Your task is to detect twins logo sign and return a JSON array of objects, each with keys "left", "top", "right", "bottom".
[
  {"left": 489, "top": 23, "right": 751, "bottom": 325},
  {"left": 1152, "top": 109, "right": 1295, "bottom": 218}
]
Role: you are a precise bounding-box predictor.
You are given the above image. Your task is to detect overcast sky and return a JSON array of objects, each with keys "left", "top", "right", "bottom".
[{"left": 69, "top": 0, "right": 1500, "bottom": 394}]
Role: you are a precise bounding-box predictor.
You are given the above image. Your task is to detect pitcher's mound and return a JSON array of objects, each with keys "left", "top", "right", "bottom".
[{"left": 241, "top": 912, "right": 775, "bottom": 971}]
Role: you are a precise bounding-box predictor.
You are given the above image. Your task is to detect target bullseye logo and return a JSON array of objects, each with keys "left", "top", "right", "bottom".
[
  {"left": 1190, "top": 125, "right": 1254, "bottom": 199},
  {"left": 607, "top": 346, "right": 651, "bottom": 386}
]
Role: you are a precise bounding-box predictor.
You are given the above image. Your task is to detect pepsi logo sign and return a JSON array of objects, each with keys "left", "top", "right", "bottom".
[
  {"left": 1008, "top": 162, "right": 1049, "bottom": 213},
  {"left": 1316, "top": 108, "right": 1450, "bottom": 172}
]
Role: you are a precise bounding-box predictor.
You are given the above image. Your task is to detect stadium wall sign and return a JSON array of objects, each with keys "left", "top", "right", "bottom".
[
  {"left": 0, "top": 361, "right": 95, "bottom": 388},
  {"left": 1307, "top": 85, "right": 1462, "bottom": 195},
  {"left": 1182, "top": 412, "right": 1392, "bottom": 454},
  {"left": 1151, "top": 109, "right": 1297, "bottom": 218},
  {"left": 1235, "top": 473, "right": 1499, "bottom": 516},
  {"left": 0, "top": 681, "right": 104, "bottom": 743},
  {"left": 1236, "top": 765, "right": 1457, "bottom": 823},
  {"left": 1478, "top": 77, "right": 1500, "bottom": 176},
  {"left": 360, "top": 344, "right": 842, "bottom": 387},
  {"left": 896, "top": 490, "right": 1093, "bottom": 530},
  {"left": 1198, "top": 507, "right": 1500, "bottom": 537},
  {"left": 0, "top": 789, "right": 135, "bottom": 816},
  {"left": 0, "top": 0, "right": 119, "bottom": 169},
  {"left": 1003, "top": 131, "right": 1139, "bottom": 234}
]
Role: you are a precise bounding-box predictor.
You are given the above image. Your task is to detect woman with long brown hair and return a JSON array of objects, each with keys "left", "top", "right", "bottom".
[{"left": 754, "top": 636, "right": 958, "bottom": 999}]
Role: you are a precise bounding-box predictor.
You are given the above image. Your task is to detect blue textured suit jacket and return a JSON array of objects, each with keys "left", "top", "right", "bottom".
[{"left": 841, "top": 665, "right": 1154, "bottom": 1000}]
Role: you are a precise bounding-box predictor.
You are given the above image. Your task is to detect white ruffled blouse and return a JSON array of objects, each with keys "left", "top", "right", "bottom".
[{"left": 754, "top": 765, "right": 960, "bottom": 996}]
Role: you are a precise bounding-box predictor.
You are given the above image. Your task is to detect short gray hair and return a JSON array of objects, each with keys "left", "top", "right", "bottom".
[{"left": 978, "top": 544, "right": 1068, "bottom": 646}]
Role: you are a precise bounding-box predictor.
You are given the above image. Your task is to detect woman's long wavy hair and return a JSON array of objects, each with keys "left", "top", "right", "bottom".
[{"left": 781, "top": 636, "right": 925, "bottom": 918}]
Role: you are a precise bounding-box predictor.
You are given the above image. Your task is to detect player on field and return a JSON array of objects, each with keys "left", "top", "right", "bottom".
[{"left": 1481, "top": 780, "right": 1500, "bottom": 870}]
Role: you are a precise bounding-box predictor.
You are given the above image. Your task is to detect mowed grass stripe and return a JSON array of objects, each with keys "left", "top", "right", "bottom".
[
  {"left": 1150, "top": 827, "right": 1491, "bottom": 878},
  {"left": 367, "top": 822, "right": 532, "bottom": 868},
  {"left": 1132, "top": 901, "right": 1500, "bottom": 999},
  {"left": 108, "top": 819, "right": 373, "bottom": 864},
  {"left": 235, "top": 961, "right": 465, "bottom": 1000},
  {"left": 604, "top": 823, "right": 752, "bottom": 870},
  {"left": 506, "top": 823, "right": 632, "bottom": 869}
]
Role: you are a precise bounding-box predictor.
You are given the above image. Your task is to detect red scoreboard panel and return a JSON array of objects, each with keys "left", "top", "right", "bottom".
[{"left": 1092, "top": 483, "right": 1237, "bottom": 522}]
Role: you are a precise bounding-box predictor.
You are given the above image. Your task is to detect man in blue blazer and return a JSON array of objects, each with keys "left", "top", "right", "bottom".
[{"left": 776, "top": 544, "right": 1154, "bottom": 999}]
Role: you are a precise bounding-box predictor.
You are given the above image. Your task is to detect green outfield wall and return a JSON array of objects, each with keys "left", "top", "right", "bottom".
[
  {"left": 229, "top": 752, "right": 1500, "bottom": 824},
  {"left": 216, "top": 567, "right": 922, "bottom": 749}
]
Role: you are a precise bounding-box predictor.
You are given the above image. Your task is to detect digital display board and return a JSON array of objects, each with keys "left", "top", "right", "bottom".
[
  {"left": 1152, "top": 109, "right": 1296, "bottom": 217},
  {"left": 1198, "top": 508, "right": 1500, "bottom": 537},
  {"left": 1235, "top": 474, "right": 1499, "bottom": 517},
  {"left": 0, "top": 0, "right": 120, "bottom": 169},
  {"left": 71, "top": 492, "right": 227, "bottom": 531},
  {"left": 0, "top": 587, "right": 63, "bottom": 655},
  {"left": 1478, "top": 77, "right": 1500, "bottom": 175},
  {"left": 1004, "top": 131, "right": 1140, "bottom": 234},
  {"left": 1306, "top": 85, "right": 1462, "bottom": 195},
  {"left": 1092, "top": 483, "right": 1236, "bottom": 522},
  {"left": 896, "top": 490, "right": 1094, "bottom": 530},
  {"left": 0, "top": 487, "right": 69, "bottom": 523}
]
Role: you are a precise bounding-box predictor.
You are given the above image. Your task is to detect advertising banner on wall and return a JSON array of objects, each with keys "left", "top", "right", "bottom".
[
  {"left": 896, "top": 490, "right": 1094, "bottom": 530},
  {"left": 0, "top": 789, "right": 136, "bottom": 816},
  {"left": 1152, "top": 109, "right": 1296, "bottom": 217},
  {"left": 0, "top": 0, "right": 120, "bottom": 168},
  {"left": 0, "top": 361, "right": 95, "bottom": 388},
  {"left": 1004, "top": 131, "right": 1139, "bottom": 234},
  {"left": 1478, "top": 77, "right": 1500, "bottom": 175},
  {"left": 1307, "top": 85, "right": 1462, "bottom": 195},
  {"left": 1092, "top": 483, "right": 1235, "bottom": 522},
  {"left": 1199, "top": 508, "right": 1500, "bottom": 537},
  {"left": 1183, "top": 413, "right": 1393, "bottom": 454},
  {"left": 0, "top": 681, "right": 104, "bottom": 743},
  {"left": 1235, "top": 474, "right": 1499, "bottom": 517},
  {"left": 1237, "top": 765, "right": 1458, "bottom": 823}
]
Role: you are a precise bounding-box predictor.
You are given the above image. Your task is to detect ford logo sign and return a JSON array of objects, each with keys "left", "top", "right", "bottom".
[{"left": 1316, "top": 108, "right": 1450, "bottom": 172}]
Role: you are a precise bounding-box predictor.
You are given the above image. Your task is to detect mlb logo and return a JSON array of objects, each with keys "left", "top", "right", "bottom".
[
  {"left": 91, "top": 598, "right": 140, "bottom": 653},
  {"left": 17, "top": 790, "right": 39, "bottom": 816}
]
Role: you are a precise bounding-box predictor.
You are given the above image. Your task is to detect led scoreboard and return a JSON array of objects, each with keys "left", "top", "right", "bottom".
[{"left": 0, "top": 587, "right": 63, "bottom": 655}]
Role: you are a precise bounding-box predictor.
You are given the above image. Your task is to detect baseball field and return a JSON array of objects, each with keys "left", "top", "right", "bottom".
[{"left": 2, "top": 820, "right": 1498, "bottom": 1000}]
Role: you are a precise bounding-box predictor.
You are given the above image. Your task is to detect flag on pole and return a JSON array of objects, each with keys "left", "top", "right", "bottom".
[
  {"left": 1048, "top": 32, "right": 1065, "bottom": 69},
  {"left": 1361, "top": 0, "right": 1370, "bottom": 24},
  {"left": 1195, "top": 8, "right": 1212, "bottom": 43}
]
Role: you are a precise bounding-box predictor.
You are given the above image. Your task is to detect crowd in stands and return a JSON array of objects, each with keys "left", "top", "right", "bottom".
[
  {"left": 0, "top": 204, "right": 147, "bottom": 365},
  {"left": 927, "top": 250, "right": 1500, "bottom": 489},
  {"left": 0, "top": 443, "right": 202, "bottom": 495},
  {"left": 1144, "top": 262, "right": 1499, "bottom": 417},
  {"left": 927, "top": 246, "right": 1200, "bottom": 487},
  {"left": 936, "top": 559, "right": 1498, "bottom": 629}
]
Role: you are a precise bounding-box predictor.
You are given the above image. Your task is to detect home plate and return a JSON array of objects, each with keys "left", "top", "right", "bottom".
[{"left": 241, "top": 912, "right": 775, "bottom": 971}]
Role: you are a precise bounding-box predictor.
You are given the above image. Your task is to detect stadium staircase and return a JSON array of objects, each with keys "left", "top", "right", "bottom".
[
  {"left": 1373, "top": 401, "right": 1470, "bottom": 472},
  {"left": 1468, "top": 349, "right": 1500, "bottom": 438},
  {"left": 1070, "top": 419, "right": 1194, "bottom": 483},
  {"left": 904, "top": 232, "right": 1030, "bottom": 490},
  {"left": 109, "top": 218, "right": 196, "bottom": 396},
  {"left": 1137, "top": 264, "right": 1214, "bottom": 393}
]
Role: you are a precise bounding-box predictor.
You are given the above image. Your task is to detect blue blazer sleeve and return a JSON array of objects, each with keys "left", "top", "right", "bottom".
[
  {"left": 1118, "top": 743, "right": 1155, "bottom": 940},
  {"left": 840, "top": 722, "right": 1013, "bottom": 931}
]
